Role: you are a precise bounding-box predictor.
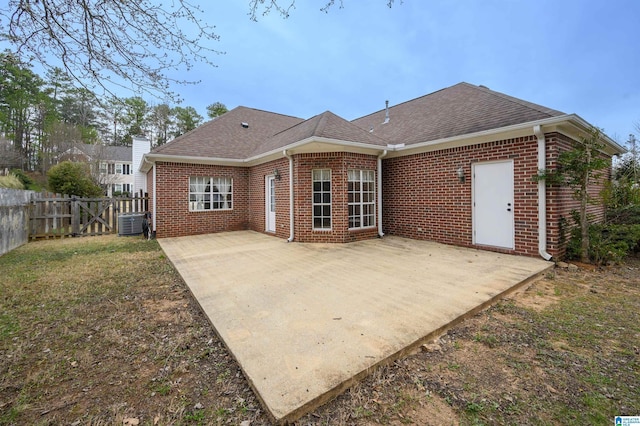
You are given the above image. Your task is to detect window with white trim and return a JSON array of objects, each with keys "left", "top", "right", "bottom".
[
  {"left": 348, "top": 170, "right": 376, "bottom": 229},
  {"left": 312, "top": 169, "right": 331, "bottom": 229},
  {"left": 189, "top": 177, "right": 233, "bottom": 211},
  {"left": 115, "top": 163, "right": 123, "bottom": 174},
  {"left": 122, "top": 164, "right": 131, "bottom": 175}
]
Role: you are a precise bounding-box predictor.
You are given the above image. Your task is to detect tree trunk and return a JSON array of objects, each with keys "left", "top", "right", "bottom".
[
  {"left": 580, "top": 148, "right": 593, "bottom": 263},
  {"left": 580, "top": 182, "right": 589, "bottom": 263}
]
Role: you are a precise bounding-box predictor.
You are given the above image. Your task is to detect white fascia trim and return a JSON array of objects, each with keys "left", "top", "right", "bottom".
[
  {"left": 139, "top": 114, "right": 625, "bottom": 172},
  {"left": 245, "top": 137, "right": 385, "bottom": 163},
  {"left": 140, "top": 138, "right": 386, "bottom": 171},
  {"left": 385, "top": 115, "right": 575, "bottom": 157},
  {"left": 386, "top": 114, "right": 625, "bottom": 158},
  {"left": 140, "top": 153, "right": 246, "bottom": 172}
]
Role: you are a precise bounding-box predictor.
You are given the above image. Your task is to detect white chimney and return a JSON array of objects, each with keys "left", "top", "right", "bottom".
[{"left": 132, "top": 136, "right": 151, "bottom": 196}]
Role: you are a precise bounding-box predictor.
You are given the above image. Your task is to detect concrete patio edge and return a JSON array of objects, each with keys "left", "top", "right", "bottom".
[{"left": 158, "top": 231, "right": 553, "bottom": 424}]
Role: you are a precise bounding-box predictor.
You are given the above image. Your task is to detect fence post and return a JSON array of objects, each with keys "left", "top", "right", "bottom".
[{"left": 71, "top": 197, "right": 79, "bottom": 237}]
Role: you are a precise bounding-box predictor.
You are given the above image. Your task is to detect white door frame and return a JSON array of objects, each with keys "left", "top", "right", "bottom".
[
  {"left": 265, "top": 175, "right": 276, "bottom": 233},
  {"left": 472, "top": 159, "right": 515, "bottom": 249}
]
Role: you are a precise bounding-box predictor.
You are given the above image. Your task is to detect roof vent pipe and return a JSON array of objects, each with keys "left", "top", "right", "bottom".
[{"left": 383, "top": 100, "right": 390, "bottom": 124}]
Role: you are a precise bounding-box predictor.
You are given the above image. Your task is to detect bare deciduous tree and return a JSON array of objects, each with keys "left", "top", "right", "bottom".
[{"left": 1, "top": 0, "right": 222, "bottom": 100}]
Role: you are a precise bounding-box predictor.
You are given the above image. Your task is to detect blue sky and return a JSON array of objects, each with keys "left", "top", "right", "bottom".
[{"left": 169, "top": 0, "right": 639, "bottom": 145}]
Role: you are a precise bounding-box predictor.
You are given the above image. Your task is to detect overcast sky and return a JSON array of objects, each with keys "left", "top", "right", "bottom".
[
  {"left": 4, "top": 0, "right": 637, "bottom": 144},
  {"left": 166, "top": 0, "right": 638, "bottom": 144}
]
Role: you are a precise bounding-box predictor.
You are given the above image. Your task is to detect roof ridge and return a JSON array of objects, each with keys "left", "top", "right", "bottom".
[
  {"left": 312, "top": 111, "right": 332, "bottom": 136},
  {"left": 238, "top": 105, "right": 304, "bottom": 121},
  {"left": 267, "top": 112, "right": 324, "bottom": 139}
]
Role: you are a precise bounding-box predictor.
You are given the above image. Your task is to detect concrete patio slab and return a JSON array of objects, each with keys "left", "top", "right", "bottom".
[{"left": 159, "top": 231, "right": 552, "bottom": 423}]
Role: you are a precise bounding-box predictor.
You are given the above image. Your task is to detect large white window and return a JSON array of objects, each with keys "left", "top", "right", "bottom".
[
  {"left": 189, "top": 177, "right": 233, "bottom": 211},
  {"left": 312, "top": 169, "right": 331, "bottom": 229},
  {"left": 348, "top": 170, "right": 376, "bottom": 229},
  {"left": 115, "top": 163, "right": 123, "bottom": 174}
]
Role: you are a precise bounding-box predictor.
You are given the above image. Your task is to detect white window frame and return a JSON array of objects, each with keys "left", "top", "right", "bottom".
[
  {"left": 348, "top": 169, "right": 376, "bottom": 230},
  {"left": 189, "top": 177, "right": 233, "bottom": 211},
  {"left": 122, "top": 164, "right": 131, "bottom": 175},
  {"left": 312, "top": 169, "right": 331, "bottom": 230},
  {"left": 115, "top": 163, "right": 123, "bottom": 174}
]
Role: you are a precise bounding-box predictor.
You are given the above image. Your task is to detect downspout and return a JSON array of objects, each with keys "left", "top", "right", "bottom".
[
  {"left": 377, "top": 150, "right": 388, "bottom": 237},
  {"left": 284, "top": 150, "right": 294, "bottom": 242},
  {"left": 534, "top": 125, "right": 552, "bottom": 260},
  {"left": 152, "top": 163, "right": 157, "bottom": 235},
  {"left": 142, "top": 156, "right": 157, "bottom": 236}
]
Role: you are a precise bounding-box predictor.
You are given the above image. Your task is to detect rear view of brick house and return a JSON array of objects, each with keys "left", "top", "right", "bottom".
[{"left": 139, "top": 82, "right": 624, "bottom": 259}]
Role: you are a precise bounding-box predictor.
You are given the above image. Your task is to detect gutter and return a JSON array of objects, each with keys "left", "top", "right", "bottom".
[
  {"left": 284, "top": 150, "right": 295, "bottom": 242},
  {"left": 377, "top": 150, "right": 387, "bottom": 237},
  {"left": 534, "top": 125, "right": 552, "bottom": 261}
]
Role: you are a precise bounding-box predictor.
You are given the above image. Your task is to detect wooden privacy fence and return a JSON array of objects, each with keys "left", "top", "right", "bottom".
[{"left": 29, "top": 191, "right": 149, "bottom": 239}]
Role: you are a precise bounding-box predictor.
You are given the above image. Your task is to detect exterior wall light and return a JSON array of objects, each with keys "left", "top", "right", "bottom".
[
  {"left": 274, "top": 168, "right": 282, "bottom": 180},
  {"left": 457, "top": 166, "right": 465, "bottom": 183}
]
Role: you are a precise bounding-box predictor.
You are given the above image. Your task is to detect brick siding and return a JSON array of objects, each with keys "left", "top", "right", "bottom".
[
  {"left": 544, "top": 132, "right": 611, "bottom": 257},
  {"left": 292, "top": 152, "right": 379, "bottom": 243},
  {"left": 149, "top": 133, "right": 612, "bottom": 258},
  {"left": 154, "top": 162, "right": 249, "bottom": 238},
  {"left": 247, "top": 158, "right": 290, "bottom": 239},
  {"left": 383, "top": 136, "right": 541, "bottom": 256}
]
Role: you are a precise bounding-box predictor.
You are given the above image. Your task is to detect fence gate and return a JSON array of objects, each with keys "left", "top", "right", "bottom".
[{"left": 29, "top": 192, "right": 148, "bottom": 239}]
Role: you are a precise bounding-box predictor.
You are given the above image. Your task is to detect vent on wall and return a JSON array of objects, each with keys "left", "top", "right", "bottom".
[{"left": 118, "top": 213, "right": 145, "bottom": 236}]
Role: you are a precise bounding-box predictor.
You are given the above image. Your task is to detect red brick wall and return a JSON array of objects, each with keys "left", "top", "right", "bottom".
[
  {"left": 154, "top": 162, "right": 249, "bottom": 238},
  {"left": 293, "top": 152, "right": 379, "bottom": 243},
  {"left": 383, "top": 136, "right": 541, "bottom": 256},
  {"left": 545, "top": 132, "right": 611, "bottom": 258},
  {"left": 247, "top": 158, "right": 290, "bottom": 239}
]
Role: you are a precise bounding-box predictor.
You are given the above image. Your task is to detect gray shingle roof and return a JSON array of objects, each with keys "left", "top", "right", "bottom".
[
  {"left": 148, "top": 82, "right": 569, "bottom": 161},
  {"left": 152, "top": 107, "right": 304, "bottom": 159},
  {"left": 77, "top": 144, "right": 131, "bottom": 162},
  {"left": 351, "top": 82, "right": 565, "bottom": 145},
  {"left": 256, "top": 111, "right": 388, "bottom": 155}
]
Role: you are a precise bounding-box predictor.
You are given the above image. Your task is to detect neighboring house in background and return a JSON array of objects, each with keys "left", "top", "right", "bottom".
[
  {"left": 0, "top": 136, "right": 23, "bottom": 171},
  {"left": 140, "top": 83, "right": 625, "bottom": 259},
  {"left": 59, "top": 137, "right": 150, "bottom": 196}
]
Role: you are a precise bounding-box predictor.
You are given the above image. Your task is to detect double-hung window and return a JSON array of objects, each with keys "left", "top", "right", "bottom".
[
  {"left": 312, "top": 169, "right": 331, "bottom": 229},
  {"left": 348, "top": 170, "right": 376, "bottom": 229},
  {"left": 189, "top": 177, "right": 233, "bottom": 211}
]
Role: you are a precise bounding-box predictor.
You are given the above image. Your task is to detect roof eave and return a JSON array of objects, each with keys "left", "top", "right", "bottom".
[
  {"left": 140, "top": 138, "right": 387, "bottom": 171},
  {"left": 385, "top": 114, "right": 626, "bottom": 158}
]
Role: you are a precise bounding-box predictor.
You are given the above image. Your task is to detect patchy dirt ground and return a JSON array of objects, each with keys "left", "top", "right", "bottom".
[{"left": 1, "top": 237, "right": 639, "bottom": 425}]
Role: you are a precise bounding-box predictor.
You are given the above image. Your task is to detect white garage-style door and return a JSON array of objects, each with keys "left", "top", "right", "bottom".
[{"left": 472, "top": 160, "right": 514, "bottom": 249}]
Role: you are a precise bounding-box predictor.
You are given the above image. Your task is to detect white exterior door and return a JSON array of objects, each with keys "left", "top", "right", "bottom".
[
  {"left": 265, "top": 176, "right": 276, "bottom": 233},
  {"left": 473, "top": 160, "right": 514, "bottom": 249}
]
